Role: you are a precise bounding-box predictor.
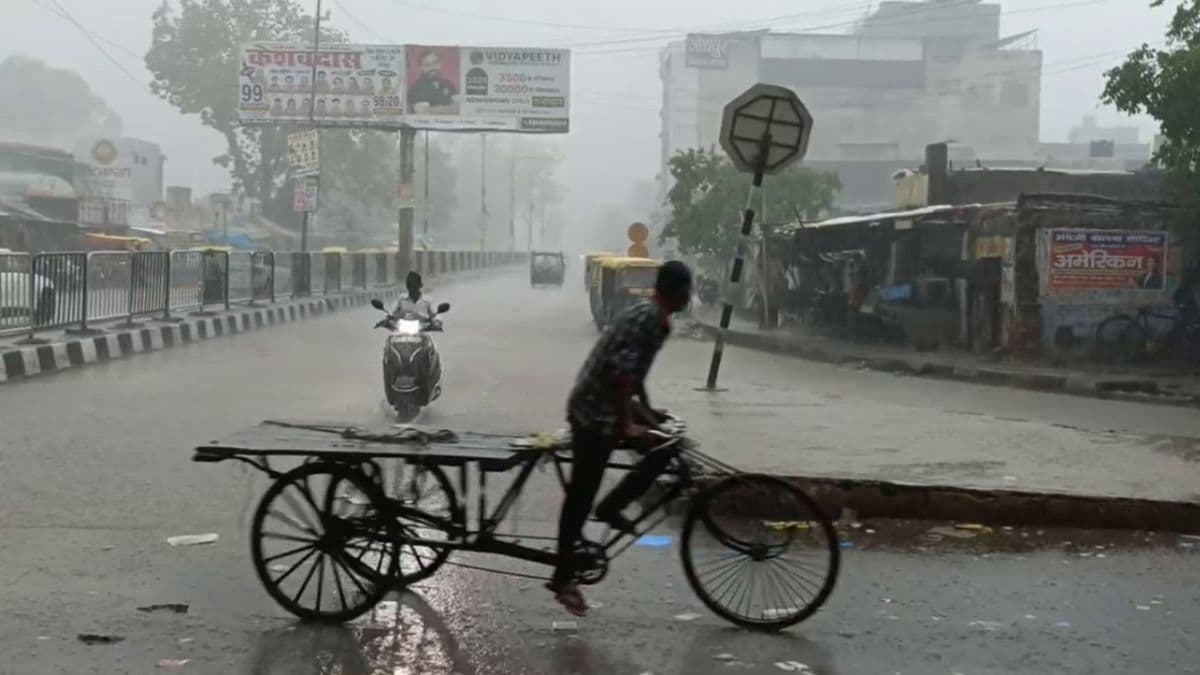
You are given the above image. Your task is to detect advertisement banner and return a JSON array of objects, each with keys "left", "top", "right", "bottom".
[
  {"left": 287, "top": 130, "right": 320, "bottom": 174},
  {"left": 1046, "top": 229, "right": 1167, "bottom": 295},
  {"left": 404, "top": 45, "right": 570, "bottom": 132},
  {"left": 293, "top": 175, "right": 319, "bottom": 213},
  {"left": 238, "top": 43, "right": 406, "bottom": 127}
]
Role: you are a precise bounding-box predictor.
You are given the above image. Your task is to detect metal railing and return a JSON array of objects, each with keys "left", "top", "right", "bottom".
[{"left": 0, "top": 247, "right": 526, "bottom": 339}]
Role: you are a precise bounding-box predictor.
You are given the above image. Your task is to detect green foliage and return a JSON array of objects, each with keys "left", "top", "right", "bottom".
[
  {"left": 0, "top": 55, "right": 121, "bottom": 145},
  {"left": 662, "top": 147, "right": 840, "bottom": 259},
  {"left": 1102, "top": 0, "right": 1200, "bottom": 213}
]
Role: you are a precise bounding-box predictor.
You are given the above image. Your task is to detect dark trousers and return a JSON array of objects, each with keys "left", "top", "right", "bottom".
[{"left": 551, "top": 424, "right": 676, "bottom": 586}]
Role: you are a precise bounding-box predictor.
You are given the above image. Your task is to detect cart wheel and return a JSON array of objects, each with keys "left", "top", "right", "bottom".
[
  {"left": 251, "top": 462, "right": 398, "bottom": 623},
  {"left": 680, "top": 474, "right": 840, "bottom": 631},
  {"left": 384, "top": 463, "right": 460, "bottom": 587}
]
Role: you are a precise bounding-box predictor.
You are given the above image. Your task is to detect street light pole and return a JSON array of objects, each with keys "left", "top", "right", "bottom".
[
  {"left": 480, "top": 133, "right": 487, "bottom": 251},
  {"left": 422, "top": 130, "right": 430, "bottom": 237},
  {"left": 508, "top": 155, "right": 516, "bottom": 251}
]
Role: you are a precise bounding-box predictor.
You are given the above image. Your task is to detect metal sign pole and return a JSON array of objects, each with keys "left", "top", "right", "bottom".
[{"left": 703, "top": 133, "right": 770, "bottom": 391}]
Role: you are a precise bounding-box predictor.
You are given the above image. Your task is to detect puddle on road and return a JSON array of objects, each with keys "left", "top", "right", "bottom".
[{"left": 248, "top": 593, "right": 475, "bottom": 675}]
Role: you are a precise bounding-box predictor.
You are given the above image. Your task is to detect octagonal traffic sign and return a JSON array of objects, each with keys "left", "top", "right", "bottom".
[{"left": 718, "top": 83, "right": 813, "bottom": 176}]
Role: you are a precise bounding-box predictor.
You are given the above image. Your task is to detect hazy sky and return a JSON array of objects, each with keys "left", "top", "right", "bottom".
[{"left": 2, "top": 0, "right": 1171, "bottom": 216}]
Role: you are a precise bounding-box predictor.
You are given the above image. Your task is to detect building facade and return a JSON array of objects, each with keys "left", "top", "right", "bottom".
[{"left": 659, "top": 1, "right": 1042, "bottom": 211}]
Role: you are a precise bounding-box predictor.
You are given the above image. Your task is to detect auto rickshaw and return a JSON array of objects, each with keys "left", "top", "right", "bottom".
[
  {"left": 582, "top": 251, "right": 616, "bottom": 291},
  {"left": 588, "top": 256, "right": 662, "bottom": 330},
  {"left": 530, "top": 251, "right": 565, "bottom": 287}
]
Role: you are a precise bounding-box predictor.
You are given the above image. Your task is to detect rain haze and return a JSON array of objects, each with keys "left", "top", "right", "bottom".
[{"left": 4, "top": 1, "right": 1200, "bottom": 674}]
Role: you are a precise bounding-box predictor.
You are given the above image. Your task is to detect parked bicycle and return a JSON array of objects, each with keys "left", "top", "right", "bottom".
[{"left": 1094, "top": 305, "right": 1200, "bottom": 366}]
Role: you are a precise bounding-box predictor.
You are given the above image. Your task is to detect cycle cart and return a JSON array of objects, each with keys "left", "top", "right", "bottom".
[{"left": 193, "top": 418, "right": 840, "bottom": 630}]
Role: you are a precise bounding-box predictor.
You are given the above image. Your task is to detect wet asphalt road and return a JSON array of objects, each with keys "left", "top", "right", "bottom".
[{"left": 2, "top": 270, "right": 1199, "bottom": 674}]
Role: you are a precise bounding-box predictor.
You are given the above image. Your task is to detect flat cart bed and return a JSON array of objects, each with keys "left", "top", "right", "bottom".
[{"left": 193, "top": 420, "right": 568, "bottom": 472}]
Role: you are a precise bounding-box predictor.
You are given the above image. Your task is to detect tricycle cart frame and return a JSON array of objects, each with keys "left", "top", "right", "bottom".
[{"left": 194, "top": 419, "right": 840, "bottom": 630}]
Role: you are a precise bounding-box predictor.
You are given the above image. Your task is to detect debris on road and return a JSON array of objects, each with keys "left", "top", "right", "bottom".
[
  {"left": 78, "top": 634, "right": 125, "bottom": 645},
  {"left": 927, "top": 525, "right": 980, "bottom": 540},
  {"left": 551, "top": 620, "right": 579, "bottom": 632},
  {"left": 673, "top": 612, "right": 701, "bottom": 622},
  {"left": 713, "top": 653, "right": 737, "bottom": 662},
  {"left": 138, "top": 603, "right": 189, "bottom": 614},
  {"left": 156, "top": 659, "right": 189, "bottom": 669},
  {"left": 166, "top": 533, "right": 219, "bottom": 547},
  {"left": 774, "top": 662, "right": 812, "bottom": 672}
]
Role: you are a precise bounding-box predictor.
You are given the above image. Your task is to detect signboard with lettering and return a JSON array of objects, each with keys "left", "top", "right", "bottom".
[
  {"left": 1046, "top": 229, "right": 1167, "bottom": 295},
  {"left": 287, "top": 130, "right": 320, "bottom": 174},
  {"left": 238, "top": 42, "right": 570, "bottom": 133},
  {"left": 686, "top": 34, "right": 731, "bottom": 69},
  {"left": 239, "top": 42, "right": 406, "bottom": 127},
  {"left": 404, "top": 45, "right": 570, "bottom": 132},
  {"left": 293, "top": 175, "right": 319, "bottom": 213}
]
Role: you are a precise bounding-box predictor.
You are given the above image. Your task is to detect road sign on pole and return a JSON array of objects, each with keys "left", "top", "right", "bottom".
[
  {"left": 293, "top": 174, "right": 319, "bottom": 213},
  {"left": 287, "top": 130, "right": 320, "bottom": 175},
  {"left": 718, "top": 83, "right": 812, "bottom": 175},
  {"left": 703, "top": 84, "right": 813, "bottom": 392}
]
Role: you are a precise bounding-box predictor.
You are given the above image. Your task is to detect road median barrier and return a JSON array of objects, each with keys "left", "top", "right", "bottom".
[{"left": 1, "top": 248, "right": 526, "bottom": 384}]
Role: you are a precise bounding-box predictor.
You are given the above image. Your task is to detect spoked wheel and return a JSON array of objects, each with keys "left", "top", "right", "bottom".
[
  {"left": 251, "top": 462, "right": 399, "bottom": 623},
  {"left": 680, "top": 474, "right": 840, "bottom": 631},
  {"left": 387, "top": 463, "right": 459, "bottom": 586},
  {"left": 338, "top": 460, "right": 460, "bottom": 587},
  {"left": 1095, "top": 314, "right": 1146, "bottom": 364}
]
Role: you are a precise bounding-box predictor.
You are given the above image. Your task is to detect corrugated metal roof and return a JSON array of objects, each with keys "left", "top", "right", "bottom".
[{"left": 779, "top": 204, "right": 980, "bottom": 233}]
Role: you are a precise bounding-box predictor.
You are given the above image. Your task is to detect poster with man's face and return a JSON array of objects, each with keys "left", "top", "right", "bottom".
[{"left": 406, "top": 45, "right": 460, "bottom": 115}]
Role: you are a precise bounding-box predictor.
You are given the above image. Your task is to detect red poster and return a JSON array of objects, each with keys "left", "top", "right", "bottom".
[{"left": 1046, "top": 229, "right": 1167, "bottom": 294}]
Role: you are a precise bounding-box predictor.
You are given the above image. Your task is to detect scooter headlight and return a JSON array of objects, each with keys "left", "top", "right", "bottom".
[{"left": 395, "top": 318, "right": 421, "bottom": 335}]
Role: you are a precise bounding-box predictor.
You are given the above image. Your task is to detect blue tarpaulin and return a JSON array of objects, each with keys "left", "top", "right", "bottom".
[{"left": 205, "top": 231, "right": 254, "bottom": 250}]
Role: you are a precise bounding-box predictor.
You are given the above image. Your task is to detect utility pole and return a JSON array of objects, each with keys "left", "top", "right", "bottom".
[
  {"left": 480, "top": 133, "right": 487, "bottom": 251},
  {"left": 508, "top": 155, "right": 516, "bottom": 251},
  {"left": 301, "top": 0, "right": 322, "bottom": 253},
  {"left": 398, "top": 126, "right": 415, "bottom": 274},
  {"left": 422, "top": 130, "right": 430, "bottom": 237},
  {"left": 527, "top": 174, "right": 534, "bottom": 252}
]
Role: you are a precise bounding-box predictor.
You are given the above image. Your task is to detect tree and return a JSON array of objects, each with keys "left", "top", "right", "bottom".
[
  {"left": 662, "top": 147, "right": 840, "bottom": 260},
  {"left": 0, "top": 55, "right": 122, "bottom": 147},
  {"left": 1102, "top": 1, "right": 1200, "bottom": 213},
  {"left": 146, "top": 0, "right": 348, "bottom": 224}
]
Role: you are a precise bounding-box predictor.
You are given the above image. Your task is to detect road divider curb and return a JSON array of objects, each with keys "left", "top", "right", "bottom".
[
  {"left": 652, "top": 474, "right": 1200, "bottom": 534},
  {"left": 693, "top": 320, "right": 1198, "bottom": 408},
  {"left": 0, "top": 267, "right": 513, "bottom": 384}
]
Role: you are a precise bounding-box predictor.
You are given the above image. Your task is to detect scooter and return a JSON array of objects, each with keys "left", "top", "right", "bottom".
[{"left": 370, "top": 298, "right": 450, "bottom": 421}]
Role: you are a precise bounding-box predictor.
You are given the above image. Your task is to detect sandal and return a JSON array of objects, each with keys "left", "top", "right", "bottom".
[{"left": 546, "top": 581, "right": 588, "bottom": 617}]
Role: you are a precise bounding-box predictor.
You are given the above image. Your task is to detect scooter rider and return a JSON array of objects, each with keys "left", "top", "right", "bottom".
[{"left": 392, "top": 271, "right": 435, "bottom": 322}]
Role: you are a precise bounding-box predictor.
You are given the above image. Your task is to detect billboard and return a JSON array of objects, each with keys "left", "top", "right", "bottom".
[
  {"left": 239, "top": 43, "right": 406, "bottom": 126},
  {"left": 404, "top": 45, "right": 570, "bottom": 132},
  {"left": 238, "top": 43, "right": 570, "bottom": 133},
  {"left": 1046, "top": 229, "right": 1168, "bottom": 295}
]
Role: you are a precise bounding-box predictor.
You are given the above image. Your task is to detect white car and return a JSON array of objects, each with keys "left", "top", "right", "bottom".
[{"left": 0, "top": 249, "right": 56, "bottom": 324}]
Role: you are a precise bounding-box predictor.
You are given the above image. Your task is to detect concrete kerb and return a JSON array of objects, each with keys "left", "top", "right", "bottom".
[
  {"left": 0, "top": 265, "right": 519, "bottom": 384},
  {"left": 650, "top": 474, "right": 1200, "bottom": 535},
  {"left": 694, "top": 321, "right": 1199, "bottom": 408}
]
